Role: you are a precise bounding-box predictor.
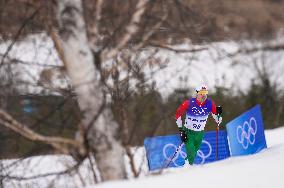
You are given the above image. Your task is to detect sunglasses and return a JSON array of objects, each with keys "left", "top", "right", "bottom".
[{"left": 197, "top": 90, "right": 208, "bottom": 95}]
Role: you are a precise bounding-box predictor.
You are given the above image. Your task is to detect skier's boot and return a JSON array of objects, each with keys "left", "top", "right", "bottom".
[{"left": 183, "top": 160, "right": 191, "bottom": 167}]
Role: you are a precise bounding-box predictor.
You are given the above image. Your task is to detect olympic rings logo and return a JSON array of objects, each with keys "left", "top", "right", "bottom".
[
  {"left": 162, "top": 140, "right": 212, "bottom": 166},
  {"left": 163, "top": 143, "right": 187, "bottom": 166},
  {"left": 191, "top": 107, "right": 207, "bottom": 116},
  {"left": 196, "top": 140, "right": 212, "bottom": 164},
  {"left": 236, "top": 117, "right": 257, "bottom": 149}
]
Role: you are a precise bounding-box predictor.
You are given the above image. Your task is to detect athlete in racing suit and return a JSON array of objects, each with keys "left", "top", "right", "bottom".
[{"left": 175, "top": 85, "right": 222, "bottom": 165}]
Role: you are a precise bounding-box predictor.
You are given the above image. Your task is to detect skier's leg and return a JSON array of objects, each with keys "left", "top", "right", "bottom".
[
  {"left": 194, "top": 131, "right": 205, "bottom": 154},
  {"left": 184, "top": 130, "right": 196, "bottom": 165}
]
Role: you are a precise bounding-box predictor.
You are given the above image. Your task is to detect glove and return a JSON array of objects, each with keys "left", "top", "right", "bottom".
[
  {"left": 176, "top": 117, "right": 182, "bottom": 128},
  {"left": 212, "top": 113, "right": 222, "bottom": 125},
  {"left": 179, "top": 128, "right": 187, "bottom": 142},
  {"left": 216, "top": 106, "right": 222, "bottom": 115}
]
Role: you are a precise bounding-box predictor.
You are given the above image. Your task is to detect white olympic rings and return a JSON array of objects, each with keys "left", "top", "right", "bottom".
[
  {"left": 163, "top": 140, "right": 212, "bottom": 166},
  {"left": 163, "top": 143, "right": 187, "bottom": 166},
  {"left": 236, "top": 117, "right": 257, "bottom": 149},
  {"left": 196, "top": 140, "right": 212, "bottom": 164},
  {"left": 191, "top": 107, "right": 207, "bottom": 116}
]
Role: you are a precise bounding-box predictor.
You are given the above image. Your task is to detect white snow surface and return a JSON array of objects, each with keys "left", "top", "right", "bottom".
[
  {"left": 1, "top": 127, "right": 284, "bottom": 188},
  {"left": 0, "top": 33, "right": 68, "bottom": 94},
  {"left": 1, "top": 33, "right": 284, "bottom": 96},
  {"left": 90, "top": 127, "right": 284, "bottom": 188},
  {"left": 143, "top": 38, "right": 284, "bottom": 96}
]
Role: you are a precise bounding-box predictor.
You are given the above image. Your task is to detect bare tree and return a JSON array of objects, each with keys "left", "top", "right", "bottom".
[
  {"left": 55, "top": 0, "right": 133, "bottom": 180},
  {"left": 0, "top": 0, "right": 170, "bottom": 184}
]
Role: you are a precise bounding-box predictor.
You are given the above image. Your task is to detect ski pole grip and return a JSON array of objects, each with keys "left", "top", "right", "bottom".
[{"left": 216, "top": 106, "right": 222, "bottom": 115}]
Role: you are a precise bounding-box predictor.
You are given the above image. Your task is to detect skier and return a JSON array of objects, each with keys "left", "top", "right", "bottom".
[{"left": 175, "top": 85, "right": 222, "bottom": 166}]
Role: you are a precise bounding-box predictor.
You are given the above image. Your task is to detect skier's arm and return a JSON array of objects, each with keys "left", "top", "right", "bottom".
[
  {"left": 211, "top": 101, "right": 217, "bottom": 114},
  {"left": 175, "top": 100, "right": 189, "bottom": 128}
]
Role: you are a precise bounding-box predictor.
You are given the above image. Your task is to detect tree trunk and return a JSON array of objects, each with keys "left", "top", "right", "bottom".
[{"left": 56, "top": 0, "right": 126, "bottom": 181}]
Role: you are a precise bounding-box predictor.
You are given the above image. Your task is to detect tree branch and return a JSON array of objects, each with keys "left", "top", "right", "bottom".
[
  {"left": 1, "top": 161, "right": 81, "bottom": 181},
  {"left": 226, "top": 43, "right": 284, "bottom": 58},
  {"left": 0, "top": 6, "right": 42, "bottom": 68},
  {"left": 89, "top": 0, "right": 104, "bottom": 51},
  {"left": 149, "top": 42, "right": 208, "bottom": 53},
  {"left": 0, "top": 109, "right": 82, "bottom": 155},
  {"left": 102, "top": 0, "right": 149, "bottom": 61},
  {"left": 133, "top": 12, "right": 169, "bottom": 51}
]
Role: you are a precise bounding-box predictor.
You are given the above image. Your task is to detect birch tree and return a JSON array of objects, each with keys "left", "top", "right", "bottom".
[{"left": 56, "top": 0, "right": 128, "bottom": 180}]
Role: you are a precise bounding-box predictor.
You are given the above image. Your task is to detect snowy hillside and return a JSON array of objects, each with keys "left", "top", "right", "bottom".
[
  {"left": 1, "top": 33, "right": 284, "bottom": 96},
  {"left": 0, "top": 33, "right": 68, "bottom": 94},
  {"left": 89, "top": 127, "right": 284, "bottom": 188},
  {"left": 143, "top": 38, "right": 284, "bottom": 96},
  {"left": 1, "top": 127, "right": 284, "bottom": 188}
]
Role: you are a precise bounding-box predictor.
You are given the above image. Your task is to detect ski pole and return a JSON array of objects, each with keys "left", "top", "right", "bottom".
[
  {"left": 165, "top": 142, "right": 183, "bottom": 168},
  {"left": 158, "top": 141, "right": 183, "bottom": 174},
  {"left": 157, "top": 141, "right": 183, "bottom": 174},
  {"left": 215, "top": 106, "right": 222, "bottom": 161},
  {"left": 216, "top": 122, "right": 219, "bottom": 160}
]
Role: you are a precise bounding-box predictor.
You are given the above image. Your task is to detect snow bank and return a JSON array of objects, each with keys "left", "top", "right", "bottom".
[
  {"left": 144, "top": 39, "right": 284, "bottom": 97},
  {"left": 1, "top": 127, "right": 284, "bottom": 188},
  {"left": 87, "top": 127, "right": 284, "bottom": 188},
  {"left": 265, "top": 126, "right": 284, "bottom": 147},
  {"left": 1, "top": 33, "right": 284, "bottom": 96},
  {"left": 0, "top": 33, "right": 68, "bottom": 94},
  {"left": 1, "top": 155, "right": 95, "bottom": 188}
]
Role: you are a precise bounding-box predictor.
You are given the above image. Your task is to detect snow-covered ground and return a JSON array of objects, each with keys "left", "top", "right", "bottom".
[
  {"left": 1, "top": 155, "right": 95, "bottom": 187},
  {"left": 1, "top": 127, "right": 284, "bottom": 188},
  {"left": 143, "top": 38, "right": 284, "bottom": 96},
  {"left": 1, "top": 33, "right": 284, "bottom": 96},
  {"left": 0, "top": 33, "right": 68, "bottom": 94},
  {"left": 90, "top": 127, "right": 284, "bottom": 188}
]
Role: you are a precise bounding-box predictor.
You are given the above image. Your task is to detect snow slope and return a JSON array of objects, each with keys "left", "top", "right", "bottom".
[
  {"left": 143, "top": 39, "right": 284, "bottom": 96},
  {"left": 1, "top": 33, "right": 284, "bottom": 96},
  {"left": 88, "top": 127, "right": 284, "bottom": 188},
  {"left": 0, "top": 33, "right": 68, "bottom": 94},
  {"left": 1, "top": 127, "right": 284, "bottom": 188},
  {"left": 1, "top": 155, "right": 96, "bottom": 188}
]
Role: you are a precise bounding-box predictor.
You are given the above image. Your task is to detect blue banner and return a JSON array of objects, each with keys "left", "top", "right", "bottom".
[
  {"left": 226, "top": 105, "right": 267, "bottom": 156},
  {"left": 194, "top": 130, "right": 230, "bottom": 164},
  {"left": 144, "top": 130, "right": 230, "bottom": 171}
]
